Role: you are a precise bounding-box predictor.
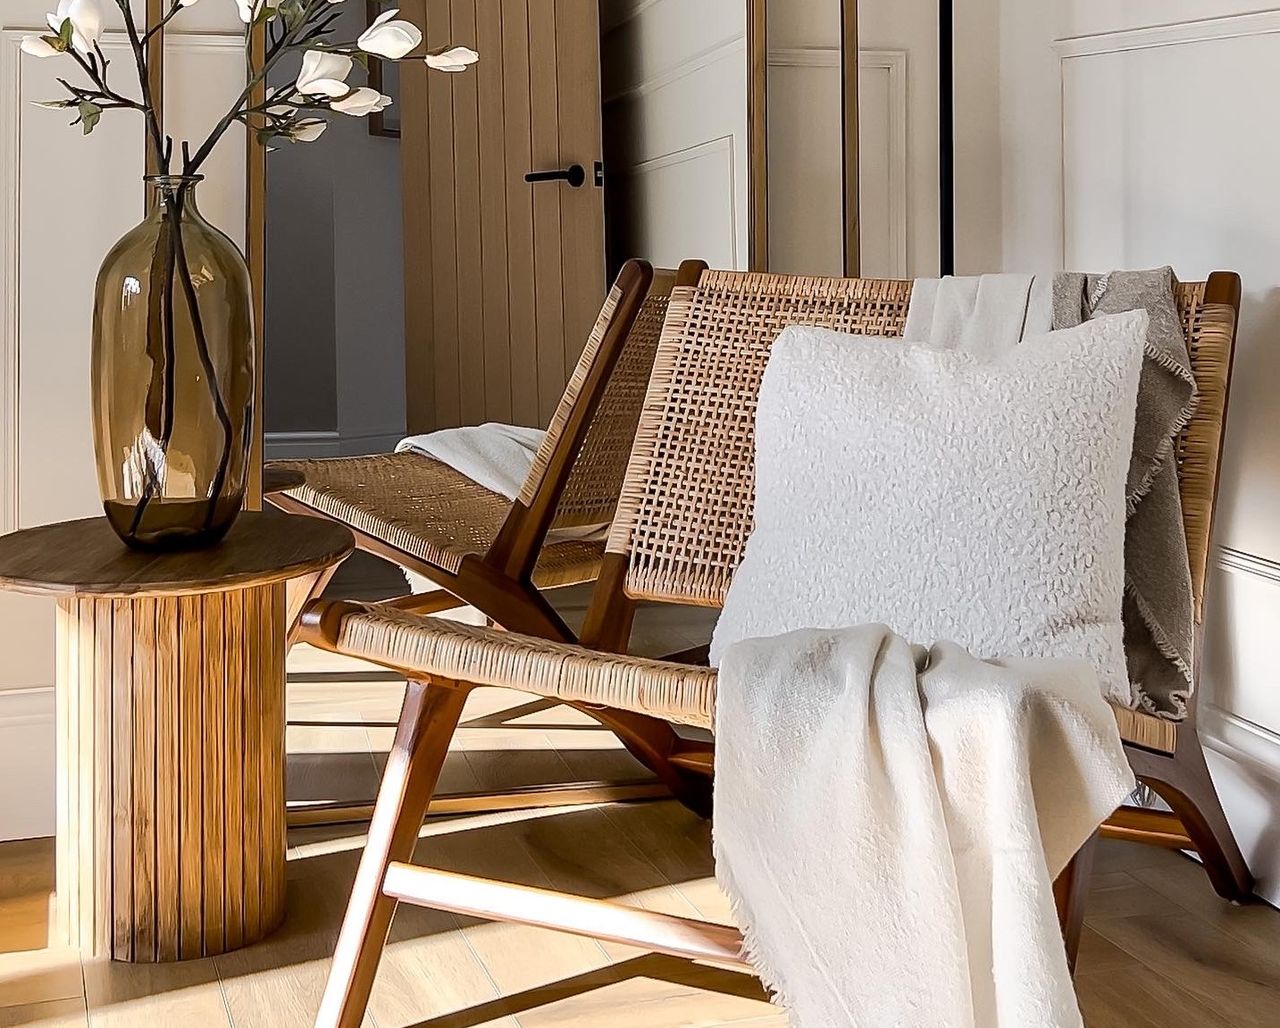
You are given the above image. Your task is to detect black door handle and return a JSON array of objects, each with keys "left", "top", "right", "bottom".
[{"left": 525, "top": 164, "right": 586, "bottom": 188}]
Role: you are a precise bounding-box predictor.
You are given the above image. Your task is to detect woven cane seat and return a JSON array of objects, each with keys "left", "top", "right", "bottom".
[
  {"left": 269, "top": 453, "right": 604, "bottom": 590},
  {"left": 333, "top": 602, "right": 718, "bottom": 729}
]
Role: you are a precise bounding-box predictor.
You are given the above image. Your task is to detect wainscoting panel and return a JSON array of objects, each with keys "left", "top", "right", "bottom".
[
  {"left": 1059, "top": 20, "right": 1280, "bottom": 560},
  {"left": 0, "top": 16, "right": 247, "bottom": 841},
  {"left": 767, "top": 48, "right": 907, "bottom": 278},
  {"left": 1057, "top": 12, "right": 1280, "bottom": 904},
  {"left": 601, "top": 0, "right": 748, "bottom": 271},
  {"left": 1202, "top": 549, "right": 1280, "bottom": 903},
  {"left": 613, "top": 138, "right": 739, "bottom": 270}
]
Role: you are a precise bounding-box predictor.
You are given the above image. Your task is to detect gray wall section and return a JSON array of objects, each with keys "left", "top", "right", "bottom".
[
  {"left": 265, "top": 138, "right": 338, "bottom": 433},
  {"left": 264, "top": 2, "right": 408, "bottom": 445}
]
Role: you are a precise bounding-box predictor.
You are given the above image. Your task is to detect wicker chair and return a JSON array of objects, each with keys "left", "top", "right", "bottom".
[
  {"left": 267, "top": 258, "right": 707, "bottom": 644},
  {"left": 301, "top": 269, "right": 1248, "bottom": 1027},
  {"left": 268, "top": 259, "right": 706, "bottom": 827}
]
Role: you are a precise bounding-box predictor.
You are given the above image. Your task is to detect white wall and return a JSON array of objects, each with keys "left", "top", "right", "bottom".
[
  {"left": 600, "top": 0, "right": 749, "bottom": 272},
  {"left": 0, "top": 1, "right": 247, "bottom": 839},
  {"left": 987, "top": 0, "right": 1280, "bottom": 905}
]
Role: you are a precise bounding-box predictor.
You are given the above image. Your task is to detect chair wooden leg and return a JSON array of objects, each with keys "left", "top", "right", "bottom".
[
  {"left": 1053, "top": 831, "right": 1097, "bottom": 975},
  {"left": 286, "top": 565, "right": 339, "bottom": 646},
  {"left": 316, "top": 678, "right": 471, "bottom": 1028},
  {"left": 1125, "top": 725, "right": 1254, "bottom": 902}
]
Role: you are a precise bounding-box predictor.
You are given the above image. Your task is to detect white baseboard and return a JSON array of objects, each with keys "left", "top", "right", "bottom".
[
  {"left": 1202, "top": 703, "right": 1280, "bottom": 907},
  {"left": 264, "top": 430, "right": 402, "bottom": 461},
  {"left": 0, "top": 686, "right": 54, "bottom": 841},
  {"left": 338, "top": 431, "right": 403, "bottom": 457},
  {"left": 264, "top": 430, "right": 340, "bottom": 460}
]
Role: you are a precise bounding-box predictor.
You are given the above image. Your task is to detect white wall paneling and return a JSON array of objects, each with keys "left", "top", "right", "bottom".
[
  {"left": 992, "top": 3, "right": 1280, "bottom": 905},
  {"left": 601, "top": 0, "right": 749, "bottom": 270},
  {"left": 0, "top": 11, "right": 247, "bottom": 839},
  {"left": 767, "top": 48, "right": 907, "bottom": 278},
  {"left": 613, "top": 138, "right": 739, "bottom": 270}
]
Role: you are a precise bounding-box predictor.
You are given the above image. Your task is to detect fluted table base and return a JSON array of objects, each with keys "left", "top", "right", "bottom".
[{"left": 54, "top": 583, "right": 287, "bottom": 962}]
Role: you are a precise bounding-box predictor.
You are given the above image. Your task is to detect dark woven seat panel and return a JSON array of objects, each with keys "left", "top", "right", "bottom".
[{"left": 269, "top": 453, "right": 605, "bottom": 588}]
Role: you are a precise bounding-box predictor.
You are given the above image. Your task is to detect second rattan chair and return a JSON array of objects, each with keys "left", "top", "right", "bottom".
[
  {"left": 268, "top": 258, "right": 707, "bottom": 643},
  {"left": 269, "top": 259, "right": 706, "bottom": 826}
]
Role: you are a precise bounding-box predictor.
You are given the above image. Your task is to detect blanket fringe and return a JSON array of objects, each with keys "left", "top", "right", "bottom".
[
  {"left": 1124, "top": 344, "right": 1199, "bottom": 517},
  {"left": 712, "top": 837, "right": 801, "bottom": 1020}
]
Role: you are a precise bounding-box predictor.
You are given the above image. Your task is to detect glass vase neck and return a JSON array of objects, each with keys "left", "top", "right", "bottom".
[{"left": 145, "top": 174, "right": 204, "bottom": 212}]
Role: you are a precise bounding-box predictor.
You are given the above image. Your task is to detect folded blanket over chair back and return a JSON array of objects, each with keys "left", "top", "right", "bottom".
[
  {"left": 905, "top": 269, "right": 1197, "bottom": 717},
  {"left": 1053, "top": 268, "right": 1197, "bottom": 717},
  {"left": 714, "top": 624, "right": 1135, "bottom": 1028}
]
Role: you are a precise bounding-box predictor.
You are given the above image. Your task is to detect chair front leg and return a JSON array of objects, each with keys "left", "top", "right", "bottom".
[
  {"left": 316, "top": 678, "right": 472, "bottom": 1028},
  {"left": 1052, "top": 830, "right": 1098, "bottom": 975}
]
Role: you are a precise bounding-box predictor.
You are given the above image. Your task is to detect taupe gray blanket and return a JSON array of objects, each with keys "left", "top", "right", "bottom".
[{"left": 1053, "top": 268, "right": 1196, "bottom": 717}]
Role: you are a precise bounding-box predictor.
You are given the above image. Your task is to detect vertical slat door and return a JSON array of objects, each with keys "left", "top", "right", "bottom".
[{"left": 403, "top": 0, "right": 607, "bottom": 432}]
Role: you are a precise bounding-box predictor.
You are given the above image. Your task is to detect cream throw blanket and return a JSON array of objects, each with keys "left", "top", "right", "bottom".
[
  {"left": 396, "top": 423, "right": 545, "bottom": 500},
  {"left": 715, "top": 624, "right": 1135, "bottom": 1028}
]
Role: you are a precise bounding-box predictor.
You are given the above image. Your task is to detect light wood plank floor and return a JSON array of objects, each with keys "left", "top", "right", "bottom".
[{"left": 2, "top": 578, "right": 1279, "bottom": 1027}]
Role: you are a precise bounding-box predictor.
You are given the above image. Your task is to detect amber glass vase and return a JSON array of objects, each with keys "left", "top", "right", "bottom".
[{"left": 91, "top": 176, "right": 254, "bottom": 550}]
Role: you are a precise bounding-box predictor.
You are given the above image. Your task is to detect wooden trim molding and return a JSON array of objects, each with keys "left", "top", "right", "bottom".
[
  {"left": 0, "top": 33, "right": 20, "bottom": 534},
  {"left": 747, "top": 0, "right": 768, "bottom": 271},
  {"left": 840, "top": 0, "right": 859, "bottom": 276},
  {"left": 145, "top": 0, "right": 164, "bottom": 179},
  {"left": 246, "top": 21, "right": 268, "bottom": 510}
]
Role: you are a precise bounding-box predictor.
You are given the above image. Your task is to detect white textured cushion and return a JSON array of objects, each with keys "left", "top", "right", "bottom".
[{"left": 710, "top": 311, "right": 1147, "bottom": 705}]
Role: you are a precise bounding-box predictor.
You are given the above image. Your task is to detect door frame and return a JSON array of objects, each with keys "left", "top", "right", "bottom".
[{"left": 750, "top": 0, "right": 861, "bottom": 276}]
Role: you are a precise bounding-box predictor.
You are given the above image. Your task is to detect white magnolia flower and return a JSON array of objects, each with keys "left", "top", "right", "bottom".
[
  {"left": 331, "top": 87, "right": 392, "bottom": 116},
  {"left": 235, "top": 0, "right": 270, "bottom": 23},
  {"left": 295, "top": 50, "right": 353, "bottom": 97},
  {"left": 425, "top": 45, "right": 478, "bottom": 72},
  {"left": 20, "top": 34, "right": 59, "bottom": 57},
  {"left": 288, "top": 119, "right": 328, "bottom": 142},
  {"left": 46, "top": 0, "right": 106, "bottom": 56},
  {"left": 357, "top": 9, "right": 422, "bottom": 60}
]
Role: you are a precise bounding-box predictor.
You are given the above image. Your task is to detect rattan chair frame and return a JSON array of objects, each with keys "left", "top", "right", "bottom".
[
  {"left": 269, "top": 259, "right": 706, "bottom": 827},
  {"left": 270, "top": 258, "right": 705, "bottom": 643},
  {"left": 305, "top": 269, "right": 1248, "bottom": 1028}
]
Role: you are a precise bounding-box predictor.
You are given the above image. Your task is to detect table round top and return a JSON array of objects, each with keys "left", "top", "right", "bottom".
[
  {"left": 261, "top": 465, "right": 307, "bottom": 495},
  {"left": 0, "top": 511, "right": 354, "bottom": 598}
]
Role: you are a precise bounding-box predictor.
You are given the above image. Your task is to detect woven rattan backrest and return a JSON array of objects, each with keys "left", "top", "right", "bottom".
[
  {"left": 517, "top": 269, "right": 682, "bottom": 530},
  {"left": 1171, "top": 279, "right": 1238, "bottom": 620},
  {"left": 608, "top": 270, "right": 1238, "bottom": 620}
]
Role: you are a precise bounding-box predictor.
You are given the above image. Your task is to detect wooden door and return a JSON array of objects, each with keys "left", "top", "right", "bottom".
[{"left": 401, "top": 0, "right": 607, "bottom": 432}]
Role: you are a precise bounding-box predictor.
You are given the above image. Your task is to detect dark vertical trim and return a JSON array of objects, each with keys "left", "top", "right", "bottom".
[
  {"left": 144, "top": 0, "right": 164, "bottom": 181},
  {"left": 840, "top": 0, "right": 860, "bottom": 276},
  {"left": 246, "top": 22, "right": 268, "bottom": 509},
  {"left": 939, "top": 0, "right": 955, "bottom": 275},
  {"left": 746, "top": 0, "right": 768, "bottom": 271}
]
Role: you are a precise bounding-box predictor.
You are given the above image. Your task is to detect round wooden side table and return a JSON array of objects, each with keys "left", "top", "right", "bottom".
[{"left": 0, "top": 511, "right": 353, "bottom": 963}]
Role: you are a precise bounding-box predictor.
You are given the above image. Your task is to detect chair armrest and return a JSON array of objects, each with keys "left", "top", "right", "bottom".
[{"left": 316, "top": 601, "right": 716, "bottom": 729}]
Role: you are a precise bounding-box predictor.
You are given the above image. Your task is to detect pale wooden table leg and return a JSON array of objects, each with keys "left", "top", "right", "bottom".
[{"left": 55, "top": 582, "right": 287, "bottom": 961}]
